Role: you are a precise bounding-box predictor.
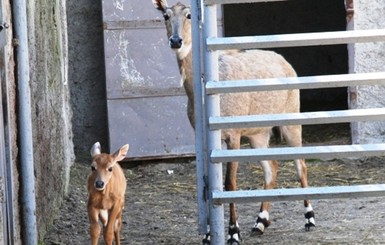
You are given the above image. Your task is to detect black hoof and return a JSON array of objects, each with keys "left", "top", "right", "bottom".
[
  {"left": 202, "top": 233, "right": 210, "bottom": 245},
  {"left": 305, "top": 222, "right": 316, "bottom": 231},
  {"left": 304, "top": 210, "right": 315, "bottom": 231},
  {"left": 228, "top": 238, "right": 241, "bottom": 245},
  {"left": 228, "top": 224, "right": 241, "bottom": 244},
  {"left": 251, "top": 215, "right": 271, "bottom": 236},
  {"left": 250, "top": 227, "right": 264, "bottom": 236}
]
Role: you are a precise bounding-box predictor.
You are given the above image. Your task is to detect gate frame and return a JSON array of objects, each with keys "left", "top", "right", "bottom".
[{"left": 192, "top": 0, "right": 385, "bottom": 243}]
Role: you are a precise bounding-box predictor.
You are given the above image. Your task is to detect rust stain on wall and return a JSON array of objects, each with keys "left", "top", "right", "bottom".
[{"left": 345, "top": 0, "right": 354, "bottom": 23}]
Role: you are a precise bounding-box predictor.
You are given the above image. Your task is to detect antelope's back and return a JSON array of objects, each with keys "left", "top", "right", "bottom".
[{"left": 218, "top": 49, "right": 300, "bottom": 117}]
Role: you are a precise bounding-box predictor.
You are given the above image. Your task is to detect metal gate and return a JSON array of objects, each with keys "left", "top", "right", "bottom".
[{"left": 191, "top": 0, "right": 385, "bottom": 243}]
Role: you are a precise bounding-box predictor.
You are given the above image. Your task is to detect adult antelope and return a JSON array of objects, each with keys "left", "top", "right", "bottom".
[
  {"left": 87, "top": 142, "right": 129, "bottom": 245},
  {"left": 153, "top": 1, "right": 315, "bottom": 244}
]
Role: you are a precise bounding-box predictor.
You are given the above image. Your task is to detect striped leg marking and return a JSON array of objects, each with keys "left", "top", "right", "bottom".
[
  {"left": 251, "top": 211, "right": 271, "bottom": 236},
  {"left": 305, "top": 204, "right": 315, "bottom": 231},
  {"left": 227, "top": 222, "right": 241, "bottom": 245},
  {"left": 202, "top": 232, "right": 210, "bottom": 245}
]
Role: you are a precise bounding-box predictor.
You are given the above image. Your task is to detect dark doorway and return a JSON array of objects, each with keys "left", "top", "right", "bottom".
[
  {"left": 223, "top": 0, "right": 350, "bottom": 144},
  {"left": 223, "top": 0, "right": 348, "bottom": 112}
]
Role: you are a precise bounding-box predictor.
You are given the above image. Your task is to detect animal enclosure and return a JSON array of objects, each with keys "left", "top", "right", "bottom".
[{"left": 195, "top": 0, "right": 385, "bottom": 244}]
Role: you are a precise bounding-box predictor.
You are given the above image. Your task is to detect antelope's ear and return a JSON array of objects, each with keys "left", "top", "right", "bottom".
[
  {"left": 113, "top": 144, "right": 129, "bottom": 162},
  {"left": 152, "top": 0, "right": 168, "bottom": 11},
  {"left": 90, "top": 142, "right": 101, "bottom": 157}
]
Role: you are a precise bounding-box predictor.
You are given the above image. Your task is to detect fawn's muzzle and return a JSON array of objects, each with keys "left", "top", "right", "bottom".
[{"left": 95, "top": 180, "right": 105, "bottom": 190}]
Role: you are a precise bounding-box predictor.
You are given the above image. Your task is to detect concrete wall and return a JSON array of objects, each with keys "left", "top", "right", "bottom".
[
  {"left": 349, "top": 0, "right": 385, "bottom": 144},
  {"left": 28, "top": 0, "right": 74, "bottom": 242},
  {"left": 66, "top": 0, "right": 108, "bottom": 161}
]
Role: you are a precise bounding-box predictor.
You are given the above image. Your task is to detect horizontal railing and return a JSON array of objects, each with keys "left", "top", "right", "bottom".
[
  {"left": 207, "top": 29, "right": 385, "bottom": 50},
  {"left": 206, "top": 72, "right": 385, "bottom": 94},
  {"left": 212, "top": 184, "right": 385, "bottom": 204},
  {"left": 210, "top": 144, "right": 385, "bottom": 162},
  {"left": 205, "top": 0, "right": 287, "bottom": 5},
  {"left": 209, "top": 108, "right": 385, "bottom": 129}
]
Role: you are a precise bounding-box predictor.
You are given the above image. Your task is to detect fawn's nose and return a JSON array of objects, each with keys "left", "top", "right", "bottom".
[
  {"left": 169, "top": 35, "right": 183, "bottom": 49},
  {"left": 95, "top": 180, "right": 105, "bottom": 190}
]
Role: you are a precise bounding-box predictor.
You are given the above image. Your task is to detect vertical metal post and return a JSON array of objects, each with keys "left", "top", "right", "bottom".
[
  {"left": 191, "top": 0, "right": 209, "bottom": 234},
  {"left": 12, "top": 0, "right": 38, "bottom": 243},
  {"left": 203, "top": 2, "right": 225, "bottom": 244}
]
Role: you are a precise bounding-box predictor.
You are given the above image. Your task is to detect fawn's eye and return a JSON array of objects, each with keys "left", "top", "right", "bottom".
[
  {"left": 108, "top": 167, "right": 113, "bottom": 172},
  {"left": 91, "top": 166, "right": 96, "bottom": 171},
  {"left": 163, "top": 13, "right": 170, "bottom": 21}
]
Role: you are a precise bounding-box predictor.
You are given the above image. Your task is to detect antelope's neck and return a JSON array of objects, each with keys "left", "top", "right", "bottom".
[{"left": 177, "top": 51, "right": 194, "bottom": 101}]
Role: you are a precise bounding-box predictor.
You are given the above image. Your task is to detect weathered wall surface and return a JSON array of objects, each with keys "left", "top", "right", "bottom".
[
  {"left": 66, "top": 0, "right": 108, "bottom": 160},
  {"left": 27, "top": 0, "right": 74, "bottom": 241},
  {"left": 349, "top": 0, "right": 385, "bottom": 143},
  {"left": 0, "top": 0, "right": 21, "bottom": 243}
]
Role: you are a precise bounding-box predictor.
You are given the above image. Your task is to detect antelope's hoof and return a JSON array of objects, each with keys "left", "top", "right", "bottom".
[
  {"left": 228, "top": 238, "right": 241, "bottom": 245},
  {"left": 202, "top": 233, "right": 210, "bottom": 245},
  {"left": 227, "top": 225, "right": 241, "bottom": 245},
  {"left": 305, "top": 210, "right": 315, "bottom": 231},
  {"left": 250, "top": 217, "right": 271, "bottom": 236}
]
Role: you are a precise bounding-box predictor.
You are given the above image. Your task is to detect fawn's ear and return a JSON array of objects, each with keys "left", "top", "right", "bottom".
[
  {"left": 152, "top": 0, "right": 168, "bottom": 11},
  {"left": 90, "top": 142, "right": 101, "bottom": 157},
  {"left": 113, "top": 144, "right": 129, "bottom": 162}
]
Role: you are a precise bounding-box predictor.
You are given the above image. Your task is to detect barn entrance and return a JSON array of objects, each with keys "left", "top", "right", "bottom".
[
  {"left": 223, "top": 0, "right": 350, "bottom": 144},
  {"left": 223, "top": 0, "right": 348, "bottom": 112}
]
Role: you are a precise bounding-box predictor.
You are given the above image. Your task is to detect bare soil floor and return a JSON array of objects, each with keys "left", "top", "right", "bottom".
[{"left": 44, "top": 124, "right": 385, "bottom": 245}]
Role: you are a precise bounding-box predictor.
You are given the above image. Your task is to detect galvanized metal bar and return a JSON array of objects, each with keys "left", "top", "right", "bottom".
[
  {"left": 204, "top": 3, "right": 225, "bottom": 244},
  {"left": 205, "top": 0, "right": 287, "bottom": 5},
  {"left": 206, "top": 72, "right": 385, "bottom": 94},
  {"left": 212, "top": 184, "right": 385, "bottom": 204},
  {"left": 207, "top": 29, "right": 385, "bottom": 50},
  {"left": 13, "top": 0, "right": 38, "bottom": 243},
  {"left": 209, "top": 108, "right": 385, "bottom": 130},
  {"left": 191, "top": 0, "right": 208, "bottom": 235},
  {"left": 211, "top": 143, "right": 385, "bottom": 162}
]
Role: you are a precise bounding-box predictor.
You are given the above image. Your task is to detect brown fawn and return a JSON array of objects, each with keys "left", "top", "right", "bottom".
[{"left": 87, "top": 142, "right": 129, "bottom": 245}]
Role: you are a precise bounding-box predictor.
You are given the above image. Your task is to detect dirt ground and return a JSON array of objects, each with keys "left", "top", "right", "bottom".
[{"left": 44, "top": 124, "right": 385, "bottom": 244}]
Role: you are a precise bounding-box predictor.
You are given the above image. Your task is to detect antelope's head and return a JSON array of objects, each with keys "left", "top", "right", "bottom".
[
  {"left": 89, "top": 142, "right": 129, "bottom": 191},
  {"left": 153, "top": 0, "right": 192, "bottom": 59}
]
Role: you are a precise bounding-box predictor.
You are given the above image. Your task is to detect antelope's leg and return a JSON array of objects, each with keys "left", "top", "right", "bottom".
[
  {"left": 251, "top": 160, "right": 278, "bottom": 235},
  {"left": 282, "top": 125, "right": 315, "bottom": 230},
  {"left": 88, "top": 206, "right": 101, "bottom": 245},
  {"left": 248, "top": 132, "right": 275, "bottom": 236},
  {"left": 295, "top": 158, "right": 315, "bottom": 230},
  {"left": 225, "top": 161, "right": 241, "bottom": 244},
  {"left": 225, "top": 135, "right": 242, "bottom": 245}
]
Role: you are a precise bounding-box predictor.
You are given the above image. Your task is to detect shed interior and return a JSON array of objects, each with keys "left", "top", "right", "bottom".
[{"left": 223, "top": 0, "right": 350, "bottom": 144}]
